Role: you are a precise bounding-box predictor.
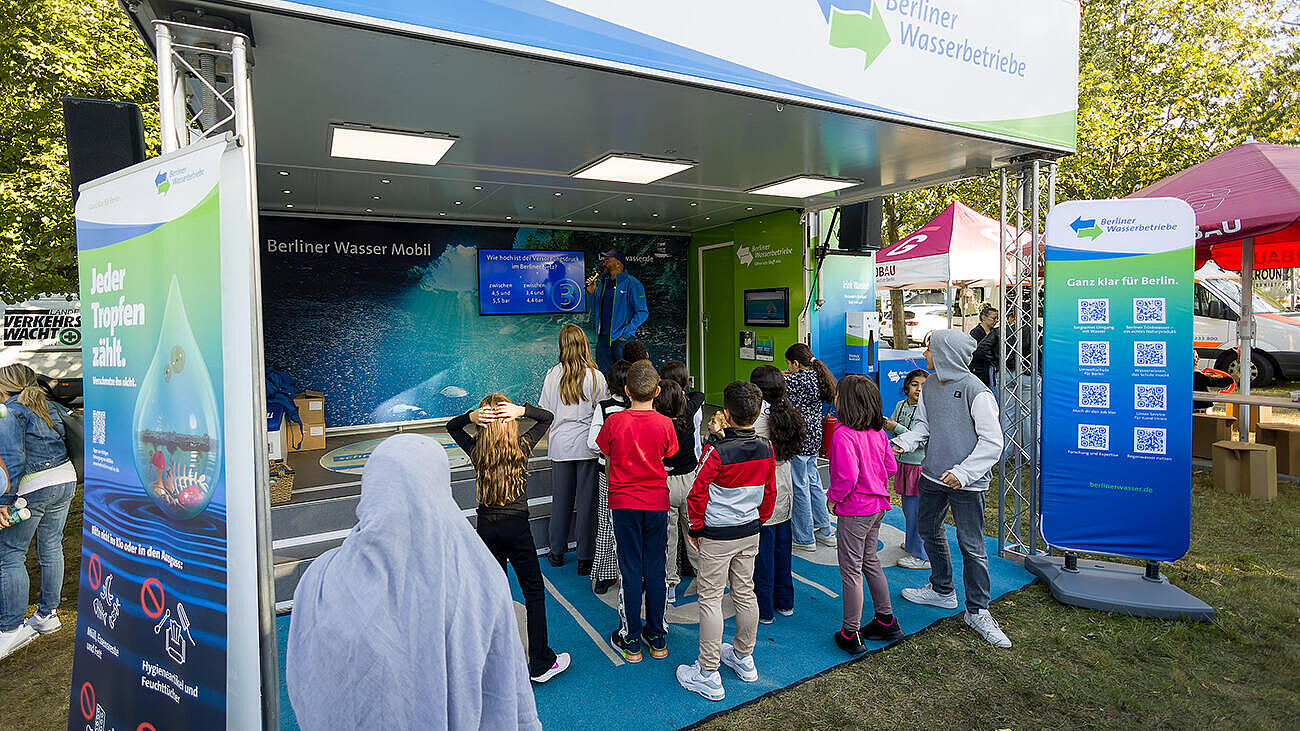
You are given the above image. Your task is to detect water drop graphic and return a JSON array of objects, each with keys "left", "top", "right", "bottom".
[{"left": 132, "top": 276, "right": 223, "bottom": 520}]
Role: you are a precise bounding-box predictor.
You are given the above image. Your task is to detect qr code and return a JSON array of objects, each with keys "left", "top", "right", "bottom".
[
  {"left": 1134, "top": 427, "right": 1167, "bottom": 455},
  {"left": 1079, "top": 341, "right": 1110, "bottom": 367},
  {"left": 1134, "top": 298, "right": 1166, "bottom": 324},
  {"left": 1134, "top": 384, "right": 1167, "bottom": 411},
  {"left": 91, "top": 409, "right": 106, "bottom": 446},
  {"left": 1134, "top": 341, "right": 1167, "bottom": 368},
  {"left": 1078, "top": 424, "right": 1110, "bottom": 451},
  {"left": 1078, "top": 298, "right": 1110, "bottom": 324},
  {"left": 1079, "top": 382, "right": 1110, "bottom": 409}
]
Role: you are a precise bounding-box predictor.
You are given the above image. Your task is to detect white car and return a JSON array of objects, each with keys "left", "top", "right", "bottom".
[
  {"left": 881, "top": 291, "right": 952, "bottom": 346},
  {"left": 1195, "top": 263, "right": 1300, "bottom": 387}
]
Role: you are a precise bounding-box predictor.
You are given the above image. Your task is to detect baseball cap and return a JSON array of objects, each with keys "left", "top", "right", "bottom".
[{"left": 600, "top": 248, "right": 626, "bottom": 264}]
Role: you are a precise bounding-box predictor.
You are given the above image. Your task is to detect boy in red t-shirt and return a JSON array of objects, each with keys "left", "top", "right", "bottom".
[{"left": 596, "top": 359, "right": 678, "bottom": 663}]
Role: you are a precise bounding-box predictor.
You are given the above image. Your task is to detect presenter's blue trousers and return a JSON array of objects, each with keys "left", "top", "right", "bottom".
[
  {"left": 595, "top": 336, "right": 626, "bottom": 378},
  {"left": 611, "top": 508, "right": 667, "bottom": 642}
]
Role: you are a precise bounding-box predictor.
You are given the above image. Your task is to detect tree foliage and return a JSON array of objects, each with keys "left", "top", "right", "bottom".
[
  {"left": 888, "top": 0, "right": 1300, "bottom": 240},
  {"left": 0, "top": 0, "right": 158, "bottom": 302}
]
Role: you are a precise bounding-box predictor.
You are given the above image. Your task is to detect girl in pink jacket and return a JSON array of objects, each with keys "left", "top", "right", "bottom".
[{"left": 826, "top": 375, "right": 902, "bottom": 655}]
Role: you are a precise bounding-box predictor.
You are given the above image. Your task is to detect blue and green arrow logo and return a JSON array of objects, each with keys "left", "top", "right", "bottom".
[
  {"left": 155, "top": 171, "right": 170, "bottom": 195},
  {"left": 1070, "top": 216, "right": 1104, "bottom": 240},
  {"left": 817, "top": 1, "right": 891, "bottom": 69}
]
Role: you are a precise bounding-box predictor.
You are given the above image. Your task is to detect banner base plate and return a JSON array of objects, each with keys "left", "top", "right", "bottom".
[{"left": 1026, "top": 555, "right": 1215, "bottom": 622}]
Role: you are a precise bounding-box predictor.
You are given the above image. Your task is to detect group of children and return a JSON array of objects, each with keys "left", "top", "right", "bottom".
[{"left": 448, "top": 324, "right": 1010, "bottom": 698}]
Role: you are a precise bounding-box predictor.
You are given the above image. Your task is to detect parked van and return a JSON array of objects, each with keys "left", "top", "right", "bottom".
[
  {"left": 1, "top": 294, "right": 82, "bottom": 403},
  {"left": 1195, "top": 263, "right": 1300, "bottom": 387}
]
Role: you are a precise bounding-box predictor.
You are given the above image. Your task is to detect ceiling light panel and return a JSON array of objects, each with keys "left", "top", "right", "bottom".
[
  {"left": 330, "top": 126, "right": 457, "bottom": 166},
  {"left": 749, "top": 176, "right": 859, "bottom": 198},
  {"left": 572, "top": 154, "right": 695, "bottom": 184}
]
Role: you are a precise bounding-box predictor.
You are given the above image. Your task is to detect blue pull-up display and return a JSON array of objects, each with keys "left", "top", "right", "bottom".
[{"left": 478, "top": 249, "right": 587, "bottom": 315}]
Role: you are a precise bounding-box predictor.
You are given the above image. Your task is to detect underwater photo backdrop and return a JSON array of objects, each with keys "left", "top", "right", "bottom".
[{"left": 260, "top": 216, "right": 689, "bottom": 427}]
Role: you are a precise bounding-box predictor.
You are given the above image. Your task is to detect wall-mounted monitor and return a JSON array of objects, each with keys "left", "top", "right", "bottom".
[
  {"left": 743, "top": 287, "right": 789, "bottom": 327},
  {"left": 478, "top": 249, "right": 587, "bottom": 315}
]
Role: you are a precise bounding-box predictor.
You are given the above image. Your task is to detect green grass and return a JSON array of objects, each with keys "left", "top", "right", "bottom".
[{"left": 3, "top": 474, "right": 1298, "bottom": 730}]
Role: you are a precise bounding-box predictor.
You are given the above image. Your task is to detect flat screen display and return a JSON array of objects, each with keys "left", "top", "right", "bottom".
[
  {"left": 478, "top": 249, "right": 587, "bottom": 315},
  {"left": 744, "top": 288, "right": 789, "bottom": 327}
]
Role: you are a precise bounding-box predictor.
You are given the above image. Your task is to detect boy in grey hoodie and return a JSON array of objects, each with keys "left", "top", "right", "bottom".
[{"left": 890, "top": 329, "right": 1010, "bottom": 648}]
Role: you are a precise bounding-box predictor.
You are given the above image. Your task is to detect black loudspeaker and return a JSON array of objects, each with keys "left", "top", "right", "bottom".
[
  {"left": 838, "top": 199, "right": 884, "bottom": 251},
  {"left": 62, "top": 97, "right": 147, "bottom": 204}
]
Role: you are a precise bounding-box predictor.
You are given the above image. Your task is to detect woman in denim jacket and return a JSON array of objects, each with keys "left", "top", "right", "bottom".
[{"left": 0, "top": 364, "right": 76, "bottom": 660}]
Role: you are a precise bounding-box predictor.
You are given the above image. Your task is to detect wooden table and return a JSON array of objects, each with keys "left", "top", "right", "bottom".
[{"left": 1193, "top": 392, "right": 1300, "bottom": 409}]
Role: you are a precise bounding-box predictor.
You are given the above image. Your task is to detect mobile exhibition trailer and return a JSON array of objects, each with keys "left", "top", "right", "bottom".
[{"left": 69, "top": 1, "right": 1080, "bottom": 727}]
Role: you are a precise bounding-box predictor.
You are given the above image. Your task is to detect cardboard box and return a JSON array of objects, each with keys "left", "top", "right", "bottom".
[
  {"left": 288, "top": 391, "right": 327, "bottom": 452},
  {"left": 1211, "top": 440, "right": 1277, "bottom": 500},
  {"left": 1192, "top": 413, "right": 1236, "bottom": 459},
  {"left": 1257, "top": 422, "right": 1300, "bottom": 475},
  {"left": 1224, "top": 403, "right": 1272, "bottom": 434}
]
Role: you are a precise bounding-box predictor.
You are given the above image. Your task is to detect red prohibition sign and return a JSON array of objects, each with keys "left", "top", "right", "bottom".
[
  {"left": 88, "top": 553, "right": 103, "bottom": 592},
  {"left": 79, "top": 682, "right": 95, "bottom": 720},
  {"left": 138, "top": 724, "right": 157, "bottom": 731},
  {"left": 140, "top": 578, "right": 165, "bottom": 619}
]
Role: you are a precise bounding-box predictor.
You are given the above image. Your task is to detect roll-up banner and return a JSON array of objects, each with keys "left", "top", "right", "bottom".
[
  {"left": 1041, "top": 198, "right": 1196, "bottom": 562},
  {"left": 67, "top": 136, "right": 264, "bottom": 730}
]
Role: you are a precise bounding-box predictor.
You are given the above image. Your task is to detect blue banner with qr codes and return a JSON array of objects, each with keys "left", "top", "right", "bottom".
[{"left": 1040, "top": 198, "right": 1196, "bottom": 562}]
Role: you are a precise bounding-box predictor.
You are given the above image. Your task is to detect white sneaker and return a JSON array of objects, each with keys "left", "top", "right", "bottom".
[
  {"left": 667, "top": 584, "right": 677, "bottom": 604},
  {"left": 900, "top": 583, "right": 959, "bottom": 609},
  {"left": 793, "top": 542, "right": 818, "bottom": 553},
  {"left": 815, "top": 530, "right": 837, "bottom": 548},
  {"left": 776, "top": 607, "right": 794, "bottom": 617},
  {"left": 964, "top": 609, "right": 1012, "bottom": 648},
  {"left": 720, "top": 642, "right": 758, "bottom": 682},
  {"left": 530, "top": 652, "right": 571, "bottom": 683},
  {"left": 676, "top": 661, "right": 725, "bottom": 701},
  {"left": 26, "top": 611, "right": 61, "bottom": 635},
  {"left": 896, "top": 554, "right": 931, "bottom": 570},
  {"left": 0, "top": 624, "right": 39, "bottom": 661}
]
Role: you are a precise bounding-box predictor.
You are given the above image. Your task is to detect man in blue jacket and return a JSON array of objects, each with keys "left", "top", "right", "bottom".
[{"left": 587, "top": 248, "right": 649, "bottom": 375}]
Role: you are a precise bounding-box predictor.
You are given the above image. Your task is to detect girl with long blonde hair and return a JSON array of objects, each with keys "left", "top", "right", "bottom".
[
  {"left": 446, "top": 393, "right": 570, "bottom": 682},
  {"left": 0, "top": 364, "right": 77, "bottom": 659},
  {"left": 538, "top": 324, "right": 608, "bottom": 573}
]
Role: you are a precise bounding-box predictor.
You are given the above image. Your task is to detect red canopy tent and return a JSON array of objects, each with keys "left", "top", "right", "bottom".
[{"left": 1129, "top": 142, "right": 1300, "bottom": 439}]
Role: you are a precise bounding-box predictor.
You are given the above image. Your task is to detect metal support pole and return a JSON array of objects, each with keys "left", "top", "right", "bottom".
[
  {"left": 1238, "top": 238, "right": 1255, "bottom": 441},
  {"left": 155, "top": 24, "right": 178, "bottom": 153}
]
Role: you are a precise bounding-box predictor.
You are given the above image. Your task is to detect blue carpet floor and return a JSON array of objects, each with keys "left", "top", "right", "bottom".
[{"left": 276, "top": 509, "right": 1033, "bottom": 730}]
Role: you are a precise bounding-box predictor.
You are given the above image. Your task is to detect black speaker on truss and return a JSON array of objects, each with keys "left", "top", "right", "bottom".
[
  {"left": 838, "top": 199, "right": 884, "bottom": 251},
  {"left": 62, "top": 97, "right": 148, "bottom": 204}
]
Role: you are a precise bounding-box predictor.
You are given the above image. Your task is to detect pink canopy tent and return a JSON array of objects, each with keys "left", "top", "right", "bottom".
[
  {"left": 1129, "top": 142, "right": 1300, "bottom": 440},
  {"left": 875, "top": 201, "right": 1013, "bottom": 289}
]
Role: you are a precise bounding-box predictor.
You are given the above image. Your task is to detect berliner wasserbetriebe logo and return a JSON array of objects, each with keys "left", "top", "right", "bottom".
[
  {"left": 155, "top": 171, "right": 170, "bottom": 195},
  {"left": 816, "top": 1, "right": 891, "bottom": 69}
]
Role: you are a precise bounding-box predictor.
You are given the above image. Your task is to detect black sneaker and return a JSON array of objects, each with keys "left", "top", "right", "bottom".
[
  {"left": 610, "top": 630, "right": 642, "bottom": 663},
  {"left": 644, "top": 633, "right": 668, "bottom": 659},
  {"left": 577, "top": 559, "right": 593, "bottom": 576},
  {"left": 547, "top": 553, "right": 564, "bottom": 568},
  {"left": 859, "top": 616, "right": 905, "bottom": 642},
  {"left": 594, "top": 579, "right": 617, "bottom": 595},
  {"left": 834, "top": 629, "right": 867, "bottom": 655}
]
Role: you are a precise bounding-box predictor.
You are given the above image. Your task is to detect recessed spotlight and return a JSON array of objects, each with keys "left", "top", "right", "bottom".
[
  {"left": 689, "top": 202, "right": 697, "bottom": 207},
  {"left": 380, "top": 178, "right": 391, "bottom": 184},
  {"left": 621, "top": 222, "right": 627, "bottom": 226},
  {"left": 670, "top": 225, "right": 677, "bottom": 229},
  {"left": 571, "top": 153, "right": 696, "bottom": 184},
  {"left": 505, "top": 216, "right": 512, "bottom": 220},
  {"left": 439, "top": 212, "right": 446, "bottom": 216},
  {"left": 278, "top": 170, "right": 289, "bottom": 176},
  {"left": 554, "top": 192, "right": 562, "bottom": 197},
  {"left": 652, "top": 213, "right": 659, "bottom": 217},
  {"left": 625, "top": 197, "right": 633, "bottom": 202},
  {"left": 282, "top": 189, "right": 291, "bottom": 194},
  {"left": 749, "top": 175, "right": 860, "bottom": 197},
  {"left": 746, "top": 207, "right": 753, "bottom": 210},
  {"left": 365, "top": 208, "right": 373, "bottom": 212},
  {"left": 285, "top": 204, "right": 294, "bottom": 208},
  {"left": 372, "top": 195, "right": 381, "bottom": 200},
  {"left": 330, "top": 125, "right": 457, "bottom": 165},
  {"left": 566, "top": 219, "right": 573, "bottom": 223},
  {"left": 454, "top": 201, "right": 462, "bottom": 205},
  {"left": 474, "top": 185, "right": 483, "bottom": 190},
  {"left": 705, "top": 216, "right": 710, "bottom": 220},
  {"left": 527, "top": 205, "right": 534, "bottom": 210},
  {"left": 593, "top": 209, "right": 599, "bottom": 214}
]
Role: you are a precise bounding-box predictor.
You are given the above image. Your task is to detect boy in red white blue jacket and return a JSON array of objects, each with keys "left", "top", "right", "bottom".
[{"left": 676, "top": 381, "right": 776, "bottom": 702}]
